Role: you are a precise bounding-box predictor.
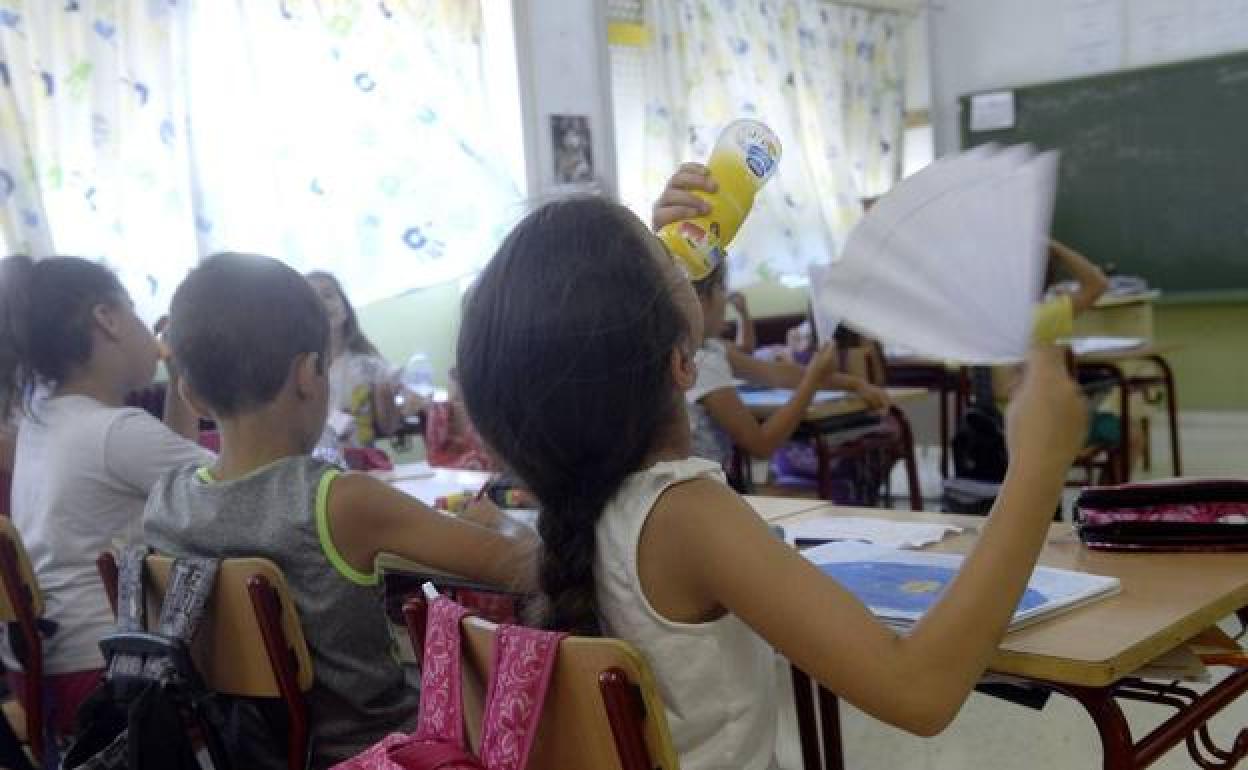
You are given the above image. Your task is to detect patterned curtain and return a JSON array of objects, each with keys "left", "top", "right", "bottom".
[
  {"left": 639, "top": 0, "right": 905, "bottom": 286},
  {"left": 0, "top": 1, "right": 198, "bottom": 320},
  {"left": 0, "top": 0, "right": 519, "bottom": 319}
]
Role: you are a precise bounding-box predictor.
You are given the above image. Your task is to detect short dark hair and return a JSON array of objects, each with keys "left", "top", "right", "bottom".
[{"left": 170, "top": 253, "right": 329, "bottom": 417}]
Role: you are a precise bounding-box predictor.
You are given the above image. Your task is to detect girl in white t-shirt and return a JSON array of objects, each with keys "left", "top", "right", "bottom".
[
  {"left": 455, "top": 195, "right": 1088, "bottom": 770},
  {"left": 0, "top": 255, "right": 212, "bottom": 746},
  {"left": 306, "top": 271, "right": 402, "bottom": 449}
]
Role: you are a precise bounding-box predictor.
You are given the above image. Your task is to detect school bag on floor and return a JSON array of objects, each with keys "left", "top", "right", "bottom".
[{"left": 333, "top": 596, "right": 567, "bottom": 770}]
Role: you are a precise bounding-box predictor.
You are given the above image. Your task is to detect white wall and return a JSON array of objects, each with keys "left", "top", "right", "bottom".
[
  {"left": 513, "top": 0, "right": 618, "bottom": 199},
  {"left": 928, "top": 0, "right": 1248, "bottom": 153}
]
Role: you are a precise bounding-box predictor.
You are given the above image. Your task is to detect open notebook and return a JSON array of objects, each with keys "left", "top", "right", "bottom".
[{"left": 804, "top": 541, "right": 1120, "bottom": 632}]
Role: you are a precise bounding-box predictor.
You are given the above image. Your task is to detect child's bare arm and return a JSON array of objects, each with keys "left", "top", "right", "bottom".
[
  {"left": 1050, "top": 240, "right": 1109, "bottom": 314},
  {"left": 326, "top": 473, "right": 538, "bottom": 592},
  {"left": 644, "top": 348, "right": 1085, "bottom": 735},
  {"left": 725, "top": 347, "right": 890, "bottom": 411},
  {"left": 702, "top": 346, "right": 840, "bottom": 457}
]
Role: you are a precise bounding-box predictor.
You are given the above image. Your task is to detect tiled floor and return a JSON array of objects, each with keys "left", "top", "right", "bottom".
[{"left": 775, "top": 408, "right": 1248, "bottom": 769}]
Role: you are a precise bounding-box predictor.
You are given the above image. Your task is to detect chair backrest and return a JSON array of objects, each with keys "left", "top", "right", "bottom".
[
  {"left": 0, "top": 517, "right": 42, "bottom": 622},
  {"left": 143, "top": 556, "right": 314, "bottom": 696},
  {"left": 456, "top": 614, "right": 680, "bottom": 770}
]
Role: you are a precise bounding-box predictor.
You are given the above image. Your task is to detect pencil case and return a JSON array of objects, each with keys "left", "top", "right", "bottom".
[{"left": 1074, "top": 479, "right": 1248, "bottom": 552}]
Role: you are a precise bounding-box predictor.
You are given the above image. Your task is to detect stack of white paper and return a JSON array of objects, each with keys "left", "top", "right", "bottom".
[{"left": 811, "top": 144, "right": 1059, "bottom": 364}]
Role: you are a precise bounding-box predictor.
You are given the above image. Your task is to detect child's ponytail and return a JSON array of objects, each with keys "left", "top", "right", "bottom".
[
  {"left": 0, "top": 255, "right": 126, "bottom": 420},
  {"left": 0, "top": 255, "right": 37, "bottom": 421}
]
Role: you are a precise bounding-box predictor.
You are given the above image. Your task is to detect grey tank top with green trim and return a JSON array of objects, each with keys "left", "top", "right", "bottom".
[{"left": 143, "top": 455, "right": 418, "bottom": 767}]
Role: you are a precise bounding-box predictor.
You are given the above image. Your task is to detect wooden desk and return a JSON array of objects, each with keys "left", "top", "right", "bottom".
[
  {"left": 741, "top": 387, "right": 928, "bottom": 421},
  {"left": 778, "top": 505, "right": 1248, "bottom": 770},
  {"left": 739, "top": 388, "right": 930, "bottom": 509},
  {"left": 371, "top": 463, "right": 493, "bottom": 505},
  {"left": 1075, "top": 342, "right": 1185, "bottom": 482}
]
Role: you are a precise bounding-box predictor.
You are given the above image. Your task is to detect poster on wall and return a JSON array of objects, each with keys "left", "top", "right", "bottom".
[{"left": 551, "top": 115, "right": 594, "bottom": 184}]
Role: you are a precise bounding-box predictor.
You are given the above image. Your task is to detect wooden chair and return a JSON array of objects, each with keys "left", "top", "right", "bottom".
[
  {"left": 762, "top": 341, "right": 922, "bottom": 511},
  {"left": 97, "top": 553, "right": 315, "bottom": 770},
  {"left": 402, "top": 597, "right": 680, "bottom": 770},
  {"left": 0, "top": 518, "right": 46, "bottom": 765}
]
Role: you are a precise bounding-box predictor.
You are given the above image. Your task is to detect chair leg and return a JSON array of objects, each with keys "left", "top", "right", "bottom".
[
  {"left": 890, "top": 407, "right": 922, "bottom": 511},
  {"left": 96, "top": 552, "right": 119, "bottom": 617},
  {"left": 789, "top": 665, "right": 821, "bottom": 770},
  {"left": 599, "top": 669, "right": 655, "bottom": 770},
  {"left": 817, "top": 686, "right": 845, "bottom": 770},
  {"left": 0, "top": 538, "right": 42, "bottom": 764},
  {"left": 248, "top": 576, "right": 309, "bottom": 770}
]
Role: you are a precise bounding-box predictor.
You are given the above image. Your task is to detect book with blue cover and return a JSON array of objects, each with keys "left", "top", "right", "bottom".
[{"left": 804, "top": 541, "right": 1120, "bottom": 632}]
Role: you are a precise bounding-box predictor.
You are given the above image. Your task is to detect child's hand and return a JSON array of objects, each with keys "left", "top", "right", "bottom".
[
  {"left": 458, "top": 497, "right": 508, "bottom": 530},
  {"left": 808, "top": 343, "right": 840, "bottom": 379},
  {"left": 852, "top": 381, "right": 892, "bottom": 412},
  {"left": 652, "top": 162, "right": 717, "bottom": 231},
  {"left": 1005, "top": 346, "right": 1087, "bottom": 478},
  {"left": 727, "top": 291, "right": 750, "bottom": 318}
]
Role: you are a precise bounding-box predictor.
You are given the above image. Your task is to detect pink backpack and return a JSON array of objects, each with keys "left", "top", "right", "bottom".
[{"left": 333, "top": 597, "right": 567, "bottom": 770}]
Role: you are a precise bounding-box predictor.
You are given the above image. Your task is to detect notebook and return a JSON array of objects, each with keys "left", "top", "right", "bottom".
[
  {"left": 1069, "top": 336, "right": 1146, "bottom": 356},
  {"left": 804, "top": 541, "right": 1120, "bottom": 632}
]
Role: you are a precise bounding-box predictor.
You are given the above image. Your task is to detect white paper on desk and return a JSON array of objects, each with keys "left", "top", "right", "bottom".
[
  {"left": 1069, "top": 336, "right": 1145, "bottom": 355},
  {"left": 811, "top": 144, "right": 1057, "bottom": 365},
  {"left": 786, "top": 517, "right": 962, "bottom": 549}
]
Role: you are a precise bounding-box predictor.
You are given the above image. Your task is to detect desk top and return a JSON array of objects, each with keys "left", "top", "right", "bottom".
[
  {"left": 772, "top": 505, "right": 1248, "bottom": 687},
  {"left": 375, "top": 466, "right": 822, "bottom": 526},
  {"left": 1075, "top": 341, "right": 1182, "bottom": 365},
  {"left": 742, "top": 387, "right": 928, "bottom": 421},
  {"left": 371, "top": 463, "right": 493, "bottom": 505}
]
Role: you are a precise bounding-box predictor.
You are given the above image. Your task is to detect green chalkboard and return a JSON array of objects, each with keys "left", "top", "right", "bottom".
[{"left": 959, "top": 51, "right": 1248, "bottom": 302}]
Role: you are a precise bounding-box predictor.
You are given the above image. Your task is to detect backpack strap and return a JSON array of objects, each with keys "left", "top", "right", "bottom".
[
  {"left": 141, "top": 557, "right": 220, "bottom": 681},
  {"left": 106, "top": 545, "right": 150, "bottom": 680},
  {"left": 412, "top": 597, "right": 472, "bottom": 748},
  {"left": 477, "top": 625, "right": 568, "bottom": 770}
]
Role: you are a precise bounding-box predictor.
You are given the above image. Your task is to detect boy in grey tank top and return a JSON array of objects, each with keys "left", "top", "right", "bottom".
[{"left": 146, "top": 253, "right": 538, "bottom": 767}]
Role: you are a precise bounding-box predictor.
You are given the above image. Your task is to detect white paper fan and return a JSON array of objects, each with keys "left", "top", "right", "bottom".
[{"left": 810, "top": 144, "right": 1058, "bottom": 364}]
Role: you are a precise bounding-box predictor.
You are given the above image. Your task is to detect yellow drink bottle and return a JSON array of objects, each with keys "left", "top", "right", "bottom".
[{"left": 658, "top": 119, "right": 782, "bottom": 281}]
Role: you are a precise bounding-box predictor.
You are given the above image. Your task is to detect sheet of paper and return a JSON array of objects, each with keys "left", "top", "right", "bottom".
[
  {"left": 1069, "top": 336, "right": 1146, "bottom": 355},
  {"left": 968, "top": 92, "right": 1016, "bottom": 133},
  {"left": 810, "top": 144, "right": 1058, "bottom": 364},
  {"left": 738, "top": 389, "right": 849, "bottom": 408},
  {"left": 786, "top": 517, "right": 962, "bottom": 549}
]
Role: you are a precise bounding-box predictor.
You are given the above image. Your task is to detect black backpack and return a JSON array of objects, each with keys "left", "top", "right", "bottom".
[
  {"left": 61, "top": 548, "right": 247, "bottom": 770},
  {"left": 951, "top": 367, "right": 1009, "bottom": 484}
]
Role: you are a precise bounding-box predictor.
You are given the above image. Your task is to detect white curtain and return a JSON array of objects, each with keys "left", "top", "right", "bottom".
[
  {"left": 0, "top": 0, "right": 520, "bottom": 319},
  {"left": 637, "top": 0, "right": 906, "bottom": 286}
]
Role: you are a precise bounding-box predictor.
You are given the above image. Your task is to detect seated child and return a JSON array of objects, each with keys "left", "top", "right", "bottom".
[
  {"left": 0, "top": 255, "right": 209, "bottom": 744},
  {"left": 306, "top": 271, "right": 402, "bottom": 451},
  {"left": 686, "top": 259, "right": 890, "bottom": 474},
  {"left": 423, "top": 368, "right": 497, "bottom": 471},
  {"left": 145, "top": 253, "right": 536, "bottom": 767},
  {"left": 456, "top": 196, "right": 1087, "bottom": 770}
]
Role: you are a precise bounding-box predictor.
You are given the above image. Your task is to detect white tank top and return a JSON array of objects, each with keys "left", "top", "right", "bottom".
[{"left": 596, "top": 458, "right": 779, "bottom": 770}]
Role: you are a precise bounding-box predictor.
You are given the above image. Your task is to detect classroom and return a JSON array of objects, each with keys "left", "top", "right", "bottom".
[{"left": 0, "top": 0, "right": 1245, "bottom": 768}]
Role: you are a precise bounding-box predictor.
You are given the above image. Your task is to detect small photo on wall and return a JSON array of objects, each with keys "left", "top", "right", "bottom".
[{"left": 551, "top": 114, "right": 594, "bottom": 184}]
